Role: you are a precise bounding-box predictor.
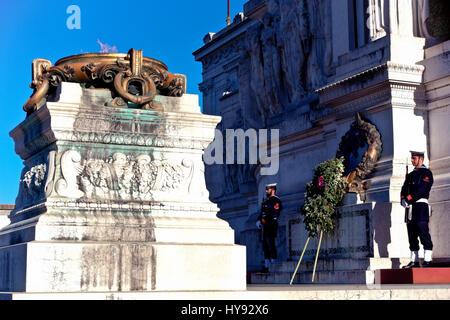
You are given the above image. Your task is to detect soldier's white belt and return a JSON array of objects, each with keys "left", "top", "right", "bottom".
[
  {"left": 405, "top": 198, "right": 431, "bottom": 222},
  {"left": 415, "top": 198, "right": 432, "bottom": 217}
]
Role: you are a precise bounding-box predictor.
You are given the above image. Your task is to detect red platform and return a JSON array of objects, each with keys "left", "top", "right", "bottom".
[{"left": 376, "top": 268, "right": 450, "bottom": 284}]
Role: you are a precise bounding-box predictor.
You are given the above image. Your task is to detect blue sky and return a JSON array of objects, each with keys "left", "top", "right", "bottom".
[{"left": 0, "top": 0, "right": 248, "bottom": 204}]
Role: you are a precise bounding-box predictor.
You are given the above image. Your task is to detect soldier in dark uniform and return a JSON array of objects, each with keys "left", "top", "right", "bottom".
[
  {"left": 256, "top": 183, "right": 283, "bottom": 272},
  {"left": 401, "top": 151, "right": 434, "bottom": 268}
]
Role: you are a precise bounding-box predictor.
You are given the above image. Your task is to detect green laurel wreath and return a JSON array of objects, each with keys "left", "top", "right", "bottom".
[{"left": 301, "top": 157, "right": 347, "bottom": 238}]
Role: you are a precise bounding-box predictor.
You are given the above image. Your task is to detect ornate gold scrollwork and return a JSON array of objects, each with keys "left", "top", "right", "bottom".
[
  {"left": 161, "top": 73, "right": 186, "bottom": 97},
  {"left": 113, "top": 70, "right": 156, "bottom": 107},
  {"left": 23, "top": 77, "right": 50, "bottom": 113},
  {"left": 22, "top": 48, "right": 186, "bottom": 114},
  {"left": 23, "top": 59, "right": 52, "bottom": 112},
  {"left": 110, "top": 49, "right": 157, "bottom": 109},
  {"left": 23, "top": 59, "right": 74, "bottom": 113}
]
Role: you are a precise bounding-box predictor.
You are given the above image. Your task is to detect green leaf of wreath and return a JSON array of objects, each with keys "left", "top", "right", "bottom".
[{"left": 300, "top": 157, "right": 347, "bottom": 238}]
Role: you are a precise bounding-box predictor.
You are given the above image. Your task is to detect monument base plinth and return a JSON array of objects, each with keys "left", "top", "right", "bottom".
[
  {"left": 0, "top": 82, "right": 247, "bottom": 293},
  {"left": 0, "top": 240, "right": 246, "bottom": 292}
]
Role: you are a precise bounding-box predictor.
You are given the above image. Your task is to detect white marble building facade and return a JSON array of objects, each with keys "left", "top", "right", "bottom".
[{"left": 193, "top": 0, "right": 450, "bottom": 273}]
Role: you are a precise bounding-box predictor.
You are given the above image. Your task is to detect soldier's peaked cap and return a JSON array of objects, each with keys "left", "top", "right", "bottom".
[
  {"left": 410, "top": 150, "right": 425, "bottom": 157},
  {"left": 265, "top": 183, "right": 277, "bottom": 190}
]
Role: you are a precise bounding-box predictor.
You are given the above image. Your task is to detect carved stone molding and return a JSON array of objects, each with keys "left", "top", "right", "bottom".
[
  {"left": 201, "top": 40, "right": 244, "bottom": 70},
  {"left": 52, "top": 131, "right": 209, "bottom": 150},
  {"left": 55, "top": 150, "right": 85, "bottom": 199},
  {"left": 317, "top": 62, "right": 425, "bottom": 106}
]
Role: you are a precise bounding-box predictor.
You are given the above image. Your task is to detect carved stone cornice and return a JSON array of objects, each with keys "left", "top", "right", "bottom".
[
  {"left": 317, "top": 62, "right": 425, "bottom": 107},
  {"left": 198, "top": 37, "right": 245, "bottom": 70},
  {"left": 11, "top": 96, "right": 217, "bottom": 161}
]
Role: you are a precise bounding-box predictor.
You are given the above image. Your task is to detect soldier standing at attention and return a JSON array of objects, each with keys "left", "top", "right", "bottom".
[
  {"left": 256, "top": 183, "right": 283, "bottom": 272},
  {"left": 401, "top": 151, "right": 434, "bottom": 268}
]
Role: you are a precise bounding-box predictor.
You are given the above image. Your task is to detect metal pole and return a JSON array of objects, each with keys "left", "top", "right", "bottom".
[
  {"left": 312, "top": 231, "right": 323, "bottom": 283},
  {"left": 289, "top": 237, "right": 310, "bottom": 285},
  {"left": 226, "top": 0, "right": 231, "bottom": 25}
]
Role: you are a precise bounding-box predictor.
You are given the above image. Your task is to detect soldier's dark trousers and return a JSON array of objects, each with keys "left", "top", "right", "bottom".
[
  {"left": 407, "top": 221, "right": 433, "bottom": 251},
  {"left": 262, "top": 225, "right": 277, "bottom": 259}
]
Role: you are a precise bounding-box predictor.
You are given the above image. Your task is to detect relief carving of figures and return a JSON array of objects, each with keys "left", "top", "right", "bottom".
[
  {"left": 246, "top": 25, "right": 268, "bottom": 124},
  {"left": 278, "top": 0, "right": 310, "bottom": 103},
  {"left": 22, "top": 164, "right": 46, "bottom": 199},
  {"left": 265, "top": 0, "right": 332, "bottom": 94},
  {"left": 79, "top": 159, "right": 116, "bottom": 199},
  {"left": 368, "top": 0, "right": 433, "bottom": 40},
  {"left": 261, "top": 12, "right": 284, "bottom": 115},
  {"left": 56, "top": 150, "right": 194, "bottom": 201},
  {"left": 133, "top": 154, "right": 157, "bottom": 199},
  {"left": 221, "top": 112, "right": 256, "bottom": 195},
  {"left": 240, "top": 0, "right": 333, "bottom": 120},
  {"left": 385, "top": 0, "right": 414, "bottom": 36},
  {"left": 117, "top": 160, "right": 136, "bottom": 199},
  {"left": 305, "top": 0, "right": 332, "bottom": 91},
  {"left": 16, "top": 150, "right": 56, "bottom": 208},
  {"left": 368, "top": 0, "right": 388, "bottom": 40},
  {"left": 237, "top": 43, "right": 261, "bottom": 129},
  {"left": 412, "top": 0, "right": 434, "bottom": 39}
]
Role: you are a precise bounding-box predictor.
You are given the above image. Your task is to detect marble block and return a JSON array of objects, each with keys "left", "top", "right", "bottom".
[{"left": 0, "top": 82, "right": 246, "bottom": 293}]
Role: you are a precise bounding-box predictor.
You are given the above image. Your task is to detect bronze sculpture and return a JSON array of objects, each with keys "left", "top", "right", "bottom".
[
  {"left": 23, "top": 48, "right": 186, "bottom": 114},
  {"left": 336, "top": 112, "right": 383, "bottom": 200}
]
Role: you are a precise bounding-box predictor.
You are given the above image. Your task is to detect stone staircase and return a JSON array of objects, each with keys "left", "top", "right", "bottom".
[{"left": 249, "top": 258, "right": 411, "bottom": 285}]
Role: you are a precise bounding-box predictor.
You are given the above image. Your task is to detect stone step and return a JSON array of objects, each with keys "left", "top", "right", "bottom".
[
  {"left": 269, "top": 258, "right": 411, "bottom": 273},
  {"left": 2, "top": 283, "right": 450, "bottom": 300},
  {"left": 250, "top": 269, "right": 373, "bottom": 285},
  {"left": 251, "top": 258, "right": 449, "bottom": 285}
]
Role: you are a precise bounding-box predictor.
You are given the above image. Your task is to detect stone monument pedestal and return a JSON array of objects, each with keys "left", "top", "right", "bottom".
[{"left": 0, "top": 82, "right": 246, "bottom": 293}]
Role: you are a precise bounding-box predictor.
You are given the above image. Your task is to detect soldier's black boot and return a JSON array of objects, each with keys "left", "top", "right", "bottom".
[
  {"left": 423, "top": 250, "right": 433, "bottom": 268},
  {"left": 402, "top": 261, "right": 420, "bottom": 268},
  {"left": 422, "top": 261, "right": 433, "bottom": 268}
]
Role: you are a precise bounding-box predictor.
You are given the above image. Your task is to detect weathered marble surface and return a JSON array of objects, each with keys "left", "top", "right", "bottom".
[
  {"left": 0, "top": 82, "right": 246, "bottom": 292},
  {"left": 1, "top": 283, "right": 450, "bottom": 300},
  {"left": 0, "top": 206, "right": 13, "bottom": 230}
]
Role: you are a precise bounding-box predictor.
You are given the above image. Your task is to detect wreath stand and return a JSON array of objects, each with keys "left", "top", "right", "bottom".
[{"left": 289, "top": 230, "right": 323, "bottom": 285}]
